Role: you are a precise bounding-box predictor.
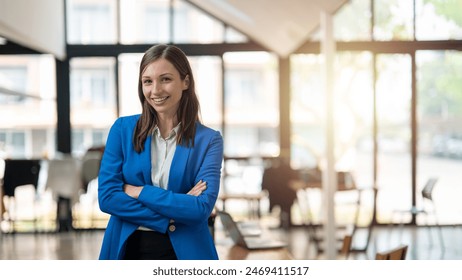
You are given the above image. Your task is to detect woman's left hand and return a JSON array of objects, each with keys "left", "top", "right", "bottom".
[
  {"left": 124, "top": 184, "right": 142, "bottom": 199},
  {"left": 187, "top": 180, "right": 207, "bottom": 196}
]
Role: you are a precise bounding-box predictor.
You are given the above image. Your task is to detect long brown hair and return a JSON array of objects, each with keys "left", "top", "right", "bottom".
[{"left": 133, "top": 44, "right": 201, "bottom": 152}]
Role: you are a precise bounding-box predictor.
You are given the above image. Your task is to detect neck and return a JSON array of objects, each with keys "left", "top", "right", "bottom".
[{"left": 157, "top": 115, "right": 178, "bottom": 138}]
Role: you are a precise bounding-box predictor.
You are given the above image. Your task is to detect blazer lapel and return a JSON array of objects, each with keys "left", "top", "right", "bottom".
[{"left": 168, "top": 144, "right": 191, "bottom": 193}]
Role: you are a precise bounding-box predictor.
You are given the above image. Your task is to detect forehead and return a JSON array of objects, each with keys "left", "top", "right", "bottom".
[{"left": 142, "top": 58, "right": 179, "bottom": 76}]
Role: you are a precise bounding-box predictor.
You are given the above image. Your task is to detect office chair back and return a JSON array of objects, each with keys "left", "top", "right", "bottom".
[
  {"left": 81, "top": 157, "right": 100, "bottom": 191},
  {"left": 375, "top": 244, "right": 408, "bottom": 260},
  {"left": 2, "top": 159, "right": 41, "bottom": 196},
  {"left": 45, "top": 157, "right": 81, "bottom": 202},
  {"left": 2, "top": 159, "right": 42, "bottom": 232},
  {"left": 421, "top": 177, "right": 438, "bottom": 201},
  {"left": 337, "top": 171, "right": 357, "bottom": 191},
  {"left": 391, "top": 177, "right": 444, "bottom": 250}
]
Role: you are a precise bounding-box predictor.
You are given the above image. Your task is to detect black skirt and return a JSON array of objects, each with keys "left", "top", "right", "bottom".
[{"left": 123, "top": 230, "right": 178, "bottom": 260}]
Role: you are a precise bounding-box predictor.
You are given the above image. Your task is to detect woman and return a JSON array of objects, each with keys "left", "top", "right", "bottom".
[{"left": 98, "top": 44, "right": 223, "bottom": 260}]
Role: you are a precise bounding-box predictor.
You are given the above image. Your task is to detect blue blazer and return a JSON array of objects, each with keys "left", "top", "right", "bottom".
[{"left": 98, "top": 115, "right": 223, "bottom": 260}]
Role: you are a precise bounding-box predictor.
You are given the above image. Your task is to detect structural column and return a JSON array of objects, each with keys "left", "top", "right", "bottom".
[
  {"left": 55, "top": 58, "right": 71, "bottom": 154},
  {"left": 279, "top": 57, "right": 291, "bottom": 158},
  {"left": 321, "top": 10, "right": 337, "bottom": 259}
]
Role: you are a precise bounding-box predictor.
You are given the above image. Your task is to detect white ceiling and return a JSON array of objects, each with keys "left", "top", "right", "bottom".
[
  {"left": 0, "top": 0, "right": 65, "bottom": 59},
  {"left": 188, "top": 0, "right": 349, "bottom": 57}
]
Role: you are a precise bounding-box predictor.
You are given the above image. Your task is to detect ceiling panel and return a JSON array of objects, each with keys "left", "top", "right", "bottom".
[
  {"left": 188, "top": 0, "right": 349, "bottom": 57},
  {"left": 0, "top": 0, "right": 65, "bottom": 59}
]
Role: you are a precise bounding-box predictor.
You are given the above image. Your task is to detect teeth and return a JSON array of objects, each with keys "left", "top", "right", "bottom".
[{"left": 153, "top": 96, "right": 168, "bottom": 103}]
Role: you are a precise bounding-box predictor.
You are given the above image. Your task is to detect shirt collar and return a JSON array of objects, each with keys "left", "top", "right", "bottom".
[{"left": 153, "top": 123, "right": 181, "bottom": 140}]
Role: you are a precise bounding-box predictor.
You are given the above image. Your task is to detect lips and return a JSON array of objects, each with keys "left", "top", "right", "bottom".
[{"left": 152, "top": 96, "right": 169, "bottom": 104}]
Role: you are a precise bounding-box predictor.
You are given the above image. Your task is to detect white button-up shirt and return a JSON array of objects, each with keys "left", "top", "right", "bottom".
[
  {"left": 138, "top": 124, "right": 180, "bottom": 232},
  {"left": 151, "top": 124, "right": 180, "bottom": 189}
]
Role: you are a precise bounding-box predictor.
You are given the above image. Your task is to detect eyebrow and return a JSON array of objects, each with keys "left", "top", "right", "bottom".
[{"left": 142, "top": 72, "right": 174, "bottom": 79}]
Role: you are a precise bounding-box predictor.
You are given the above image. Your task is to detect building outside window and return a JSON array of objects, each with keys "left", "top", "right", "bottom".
[
  {"left": 0, "top": 55, "right": 56, "bottom": 159},
  {"left": 69, "top": 57, "right": 117, "bottom": 157}
]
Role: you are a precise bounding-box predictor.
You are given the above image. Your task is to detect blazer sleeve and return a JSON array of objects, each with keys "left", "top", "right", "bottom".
[
  {"left": 98, "top": 117, "right": 169, "bottom": 232},
  {"left": 137, "top": 130, "right": 223, "bottom": 225}
]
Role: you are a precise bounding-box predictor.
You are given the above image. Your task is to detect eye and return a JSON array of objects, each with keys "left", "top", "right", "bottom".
[
  {"left": 142, "top": 79, "right": 152, "bottom": 85},
  {"left": 161, "top": 77, "right": 172, "bottom": 82}
]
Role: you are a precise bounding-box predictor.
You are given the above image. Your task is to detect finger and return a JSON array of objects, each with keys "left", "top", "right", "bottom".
[
  {"left": 188, "top": 189, "right": 201, "bottom": 197},
  {"left": 187, "top": 186, "right": 202, "bottom": 195},
  {"left": 187, "top": 181, "right": 207, "bottom": 196},
  {"left": 197, "top": 181, "right": 207, "bottom": 190},
  {"left": 193, "top": 181, "right": 207, "bottom": 191}
]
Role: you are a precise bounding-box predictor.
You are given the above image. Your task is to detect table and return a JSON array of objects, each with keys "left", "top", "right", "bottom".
[
  {"left": 218, "top": 192, "right": 267, "bottom": 219},
  {"left": 214, "top": 218, "right": 293, "bottom": 260}
]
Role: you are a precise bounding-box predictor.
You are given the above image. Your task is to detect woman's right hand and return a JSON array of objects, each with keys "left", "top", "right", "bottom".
[{"left": 187, "top": 180, "right": 207, "bottom": 196}]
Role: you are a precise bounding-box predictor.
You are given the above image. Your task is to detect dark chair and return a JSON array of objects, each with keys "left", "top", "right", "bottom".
[
  {"left": 261, "top": 157, "right": 299, "bottom": 229},
  {"left": 375, "top": 244, "right": 408, "bottom": 260},
  {"left": 1, "top": 159, "right": 42, "bottom": 233}
]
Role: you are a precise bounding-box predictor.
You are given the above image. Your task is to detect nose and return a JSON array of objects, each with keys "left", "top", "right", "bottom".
[{"left": 150, "top": 80, "right": 161, "bottom": 95}]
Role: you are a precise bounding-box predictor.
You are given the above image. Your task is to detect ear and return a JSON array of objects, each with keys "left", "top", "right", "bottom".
[{"left": 182, "top": 75, "right": 190, "bottom": 90}]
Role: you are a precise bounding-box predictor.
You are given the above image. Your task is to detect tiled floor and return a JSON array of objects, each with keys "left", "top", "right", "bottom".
[{"left": 0, "top": 225, "right": 460, "bottom": 260}]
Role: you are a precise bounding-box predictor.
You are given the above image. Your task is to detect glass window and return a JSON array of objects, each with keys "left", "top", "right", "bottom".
[
  {"left": 173, "top": 0, "right": 224, "bottom": 43},
  {"left": 72, "top": 129, "right": 85, "bottom": 156},
  {"left": 66, "top": 0, "right": 118, "bottom": 44},
  {"left": 0, "top": 65, "right": 27, "bottom": 104},
  {"left": 291, "top": 52, "right": 375, "bottom": 226},
  {"left": 374, "top": 0, "right": 414, "bottom": 40},
  {"left": 290, "top": 54, "right": 324, "bottom": 169},
  {"left": 92, "top": 129, "right": 107, "bottom": 147},
  {"left": 0, "top": 55, "right": 56, "bottom": 159},
  {"left": 416, "top": 0, "right": 462, "bottom": 40},
  {"left": 334, "top": 52, "right": 374, "bottom": 185},
  {"left": 334, "top": 0, "right": 372, "bottom": 41},
  {"left": 70, "top": 57, "right": 116, "bottom": 156},
  {"left": 375, "top": 54, "right": 412, "bottom": 223},
  {"left": 417, "top": 50, "right": 462, "bottom": 225},
  {"left": 120, "top": 0, "right": 170, "bottom": 44},
  {"left": 223, "top": 52, "right": 279, "bottom": 158},
  {"left": 221, "top": 51, "right": 275, "bottom": 210},
  {"left": 0, "top": 130, "right": 26, "bottom": 158},
  {"left": 0, "top": 131, "right": 5, "bottom": 159},
  {"left": 118, "top": 53, "right": 144, "bottom": 117},
  {"left": 335, "top": 52, "right": 375, "bottom": 227},
  {"left": 188, "top": 56, "right": 222, "bottom": 130},
  {"left": 11, "top": 131, "right": 26, "bottom": 158}
]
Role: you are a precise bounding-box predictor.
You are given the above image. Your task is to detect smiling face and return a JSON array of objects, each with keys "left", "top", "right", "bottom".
[{"left": 141, "top": 58, "right": 189, "bottom": 121}]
